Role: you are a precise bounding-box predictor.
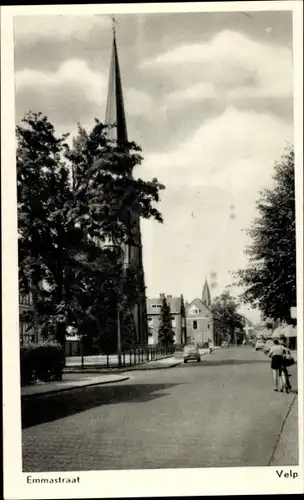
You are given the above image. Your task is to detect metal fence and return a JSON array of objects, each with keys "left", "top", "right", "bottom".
[{"left": 65, "top": 347, "right": 175, "bottom": 370}]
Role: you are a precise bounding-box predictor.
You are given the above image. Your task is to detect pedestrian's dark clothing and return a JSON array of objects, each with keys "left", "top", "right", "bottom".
[
  {"left": 282, "top": 364, "right": 292, "bottom": 389},
  {"left": 280, "top": 344, "right": 293, "bottom": 389},
  {"left": 271, "top": 355, "right": 283, "bottom": 373}
]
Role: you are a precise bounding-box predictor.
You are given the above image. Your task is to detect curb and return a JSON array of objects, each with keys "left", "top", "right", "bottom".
[
  {"left": 21, "top": 376, "right": 130, "bottom": 399},
  {"left": 63, "top": 362, "right": 182, "bottom": 374},
  {"left": 268, "top": 394, "right": 298, "bottom": 466}
]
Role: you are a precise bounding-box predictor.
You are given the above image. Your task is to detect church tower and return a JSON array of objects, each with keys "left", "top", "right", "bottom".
[
  {"left": 104, "top": 26, "right": 148, "bottom": 347},
  {"left": 202, "top": 278, "right": 212, "bottom": 307}
]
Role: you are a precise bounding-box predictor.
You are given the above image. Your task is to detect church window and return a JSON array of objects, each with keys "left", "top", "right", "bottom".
[
  {"left": 193, "top": 320, "right": 197, "bottom": 330},
  {"left": 207, "top": 323, "right": 210, "bottom": 329}
]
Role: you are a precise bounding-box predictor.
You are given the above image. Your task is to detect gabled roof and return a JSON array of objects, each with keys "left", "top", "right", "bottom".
[
  {"left": 146, "top": 296, "right": 182, "bottom": 315},
  {"left": 186, "top": 297, "right": 213, "bottom": 315}
]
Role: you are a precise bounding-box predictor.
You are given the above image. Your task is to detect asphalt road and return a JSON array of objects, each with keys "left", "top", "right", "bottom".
[{"left": 22, "top": 347, "right": 298, "bottom": 472}]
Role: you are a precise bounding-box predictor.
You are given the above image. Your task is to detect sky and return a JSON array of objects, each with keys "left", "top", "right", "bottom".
[{"left": 14, "top": 9, "right": 294, "bottom": 323}]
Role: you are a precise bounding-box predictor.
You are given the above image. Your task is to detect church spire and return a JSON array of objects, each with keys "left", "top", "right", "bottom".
[
  {"left": 202, "top": 278, "right": 211, "bottom": 307},
  {"left": 105, "top": 23, "right": 128, "bottom": 141},
  {"left": 103, "top": 21, "right": 148, "bottom": 348}
]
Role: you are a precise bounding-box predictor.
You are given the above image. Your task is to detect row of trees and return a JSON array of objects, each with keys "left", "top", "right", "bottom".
[
  {"left": 235, "top": 145, "right": 296, "bottom": 324},
  {"left": 18, "top": 112, "right": 165, "bottom": 353}
]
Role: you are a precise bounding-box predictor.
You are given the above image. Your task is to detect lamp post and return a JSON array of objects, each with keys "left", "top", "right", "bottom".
[{"left": 104, "top": 243, "right": 124, "bottom": 368}]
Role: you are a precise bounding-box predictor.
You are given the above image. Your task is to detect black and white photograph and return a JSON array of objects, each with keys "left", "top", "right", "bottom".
[{"left": 2, "top": 1, "right": 303, "bottom": 498}]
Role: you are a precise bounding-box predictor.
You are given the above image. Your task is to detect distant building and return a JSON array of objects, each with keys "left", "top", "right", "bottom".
[
  {"left": 185, "top": 279, "right": 214, "bottom": 346},
  {"left": 146, "top": 294, "right": 186, "bottom": 346}
]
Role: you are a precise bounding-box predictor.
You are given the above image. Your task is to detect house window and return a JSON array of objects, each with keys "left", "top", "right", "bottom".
[
  {"left": 189, "top": 305, "right": 199, "bottom": 315},
  {"left": 193, "top": 320, "right": 197, "bottom": 330},
  {"left": 20, "top": 293, "right": 31, "bottom": 306},
  {"left": 20, "top": 322, "right": 34, "bottom": 344}
]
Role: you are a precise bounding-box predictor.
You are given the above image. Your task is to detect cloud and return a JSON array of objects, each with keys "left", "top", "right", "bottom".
[
  {"left": 167, "top": 82, "right": 217, "bottom": 107},
  {"left": 15, "top": 59, "right": 107, "bottom": 127},
  {"left": 125, "top": 88, "right": 154, "bottom": 120},
  {"left": 141, "top": 106, "right": 292, "bottom": 191},
  {"left": 15, "top": 59, "right": 155, "bottom": 129},
  {"left": 139, "top": 107, "right": 292, "bottom": 302},
  {"left": 141, "top": 30, "right": 293, "bottom": 107},
  {"left": 14, "top": 15, "right": 108, "bottom": 45}
]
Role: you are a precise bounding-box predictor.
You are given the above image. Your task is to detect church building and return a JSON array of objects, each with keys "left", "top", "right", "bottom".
[
  {"left": 104, "top": 28, "right": 148, "bottom": 347},
  {"left": 186, "top": 279, "right": 214, "bottom": 346}
]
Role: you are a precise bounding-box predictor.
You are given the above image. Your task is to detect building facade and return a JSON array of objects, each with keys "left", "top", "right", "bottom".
[
  {"left": 185, "top": 280, "right": 214, "bottom": 346},
  {"left": 146, "top": 294, "right": 186, "bottom": 346}
]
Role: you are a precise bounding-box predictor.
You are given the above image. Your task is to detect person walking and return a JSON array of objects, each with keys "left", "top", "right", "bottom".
[
  {"left": 268, "top": 339, "right": 285, "bottom": 392},
  {"left": 279, "top": 335, "right": 293, "bottom": 393}
]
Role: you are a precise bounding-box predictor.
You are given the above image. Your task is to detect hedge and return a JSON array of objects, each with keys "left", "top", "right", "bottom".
[{"left": 20, "top": 341, "right": 65, "bottom": 386}]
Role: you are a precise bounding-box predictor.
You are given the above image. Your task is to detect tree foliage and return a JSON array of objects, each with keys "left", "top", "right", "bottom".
[
  {"left": 17, "top": 112, "right": 165, "bottom": 350},
  {"left": 211, "top": 290, "right": 245, "bottom": 345},
  {"left": 235, "top": 145, "right": 295, "bottom": 321},
  {"left": 158, "top": 297, "right": 175, "bottom": 346}
]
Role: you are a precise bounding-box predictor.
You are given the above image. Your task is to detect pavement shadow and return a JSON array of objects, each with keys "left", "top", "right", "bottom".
[{"left": 22, "top": 382, "right": 181, "bottom": 429}]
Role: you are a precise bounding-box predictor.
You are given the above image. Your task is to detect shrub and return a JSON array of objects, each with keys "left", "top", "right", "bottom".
[
  {"left": 20, "top": 341, "right": 65, "bottom": 385},
  {"left": 20, "top": 342, "right": 36, "bottom": 385}
]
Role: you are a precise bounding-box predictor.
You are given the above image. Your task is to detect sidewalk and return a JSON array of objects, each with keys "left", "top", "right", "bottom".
[
  {"left": 64, "top": 347, "right": 216, "bottom": 374},
  {"left": 270, "top": 395, "right": 299, "bottom": 466},
  {"left": 64, "top": 355, "right": 182, "bottom": 373},
  {"left": 21, "top": 373, "right": 129, "bottom": 398}
]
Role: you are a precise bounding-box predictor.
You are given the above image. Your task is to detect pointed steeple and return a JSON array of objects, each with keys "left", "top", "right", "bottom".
[
  {"left": 105, "top": 30, "right": 128, "bottom": 142},
  {"left": 103, "top": 22, "right": 148, "bottom": 348},
  {"left": 202, "top": 278, "right": 211, "bottom": 307}
]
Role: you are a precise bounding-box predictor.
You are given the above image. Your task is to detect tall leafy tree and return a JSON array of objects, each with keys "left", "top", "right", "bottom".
[
  {"left": 235, "top": 146, "right": 295, "bottom": 322},
  {"left": 158, "top": 296, "right": 175, "bottom": 346},
  {"left": 17, "top": 112, "right": 164, "bottom": 351},
  {"left": 211, "top": 290, "right": 245, "bottom": 345}
]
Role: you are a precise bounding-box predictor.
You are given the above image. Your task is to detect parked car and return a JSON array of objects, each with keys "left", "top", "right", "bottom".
[
  {"left": 263, "top": 338, "right": 274, "bottom": 354},
  {"left": 221, "top": 341, "right": 229, "bottom": 348},
  {"left": 183, "top": 345, "right": 201, "bottom": 363},
  {"left": 255, "top": 338, "right": 265, "bottom": 351}
]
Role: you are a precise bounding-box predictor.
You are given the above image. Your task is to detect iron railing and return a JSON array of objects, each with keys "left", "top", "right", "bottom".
[{"left": 65, "top": 346, "right": 175, "bottom": 370}]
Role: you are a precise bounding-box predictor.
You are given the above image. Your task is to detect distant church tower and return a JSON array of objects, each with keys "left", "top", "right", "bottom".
[
  {"left": 202, "top": 278, "right": 212, "bottom": 307},
  {"left": 104, "top": 25, "right": 148, "bottom": 347}
]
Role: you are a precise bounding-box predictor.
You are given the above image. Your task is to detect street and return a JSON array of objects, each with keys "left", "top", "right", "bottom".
[{"left": 22, "top": 347, "right": 298, "bottom": 472}]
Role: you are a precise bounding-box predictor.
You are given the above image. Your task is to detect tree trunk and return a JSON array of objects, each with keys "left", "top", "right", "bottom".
[{"left": 56, "top": 322, "right": 66, "bottom": 354}]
